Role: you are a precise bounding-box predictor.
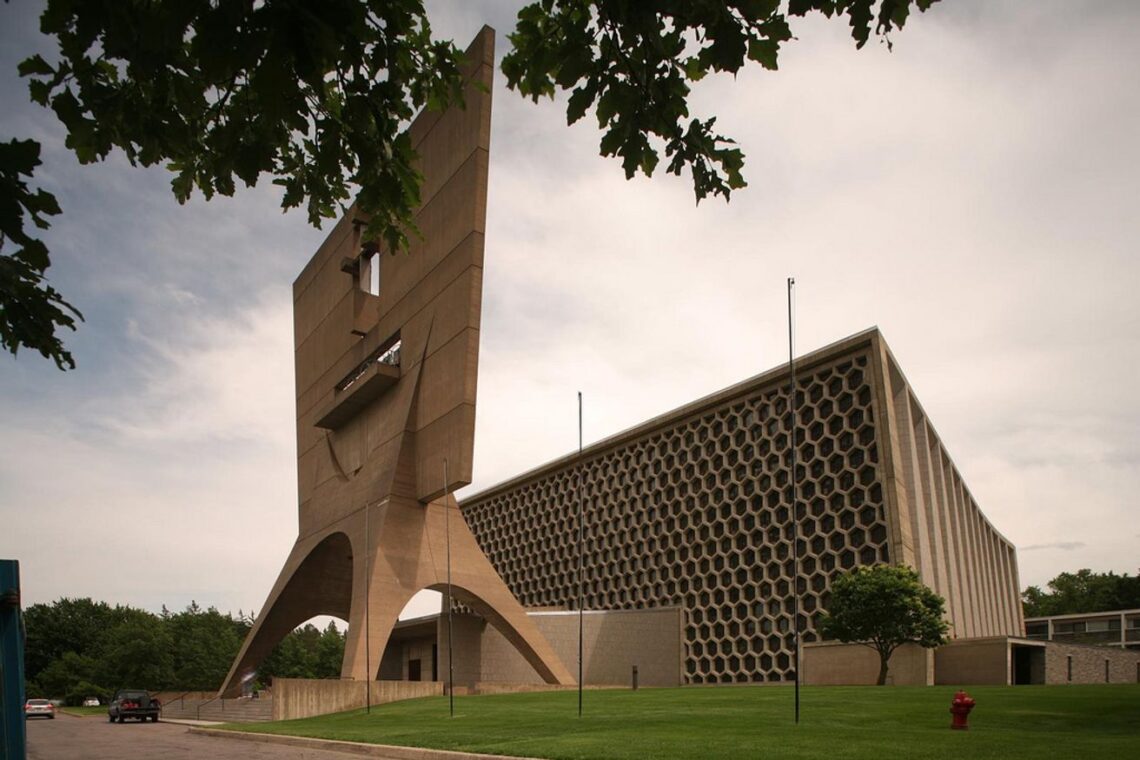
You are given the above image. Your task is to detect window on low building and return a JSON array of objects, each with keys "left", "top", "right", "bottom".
[{"left": 1086, "top": 619, "right": 1119, "bottom": 632}]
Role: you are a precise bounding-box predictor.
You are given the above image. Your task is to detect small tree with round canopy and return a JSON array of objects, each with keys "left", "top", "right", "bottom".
[{"left": 820, "top": 564, "right": 949, "bottom": 685}]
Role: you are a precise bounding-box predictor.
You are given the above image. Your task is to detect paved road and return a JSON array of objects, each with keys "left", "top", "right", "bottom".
[{"left": 26, "top": 713, "right": 373, "bottom": 759}]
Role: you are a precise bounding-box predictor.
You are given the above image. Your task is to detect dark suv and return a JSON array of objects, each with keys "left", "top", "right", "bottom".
[{"left": 108, "top": 690, "right": 161, "bottom": 723}]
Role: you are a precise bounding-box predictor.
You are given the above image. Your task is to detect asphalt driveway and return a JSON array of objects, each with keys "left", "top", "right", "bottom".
[{"left": 26, "top": 712, "right": 384, "bottom": 759}]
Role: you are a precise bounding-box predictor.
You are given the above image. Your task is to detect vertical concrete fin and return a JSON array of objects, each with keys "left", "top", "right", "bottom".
[{"left": 867, "top": 331, "right": 916, "bottom": 569}]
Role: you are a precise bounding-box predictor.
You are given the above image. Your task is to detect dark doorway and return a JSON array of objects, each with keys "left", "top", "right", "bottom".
[
  {"left": 408, "top": 658, "right": 422, "bottom": 682},
  {"left": 432, "top": 644, "right": 439, "bottom": 681},
  {"left": 1013, "top": 647, "right": 1031, "bottom": 684},
  {"left": 1011, "top": 645, "right": 1044, "bottom": 684}
]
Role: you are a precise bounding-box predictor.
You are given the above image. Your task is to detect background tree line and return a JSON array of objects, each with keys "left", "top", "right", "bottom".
[
  {"left": 24, "top": 567, "right": 1132, "bottom": 703},
  {"left": 23, "top": 598, "right": 344, "bottom": 704},
  {"left": 1021, "top": 569, "right": 1140, "bottom": 618}
]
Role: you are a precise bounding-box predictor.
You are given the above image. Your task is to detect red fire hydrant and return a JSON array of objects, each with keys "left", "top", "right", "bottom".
[{"left": 949, "top": 690, "right": 976, "bottom": 730}]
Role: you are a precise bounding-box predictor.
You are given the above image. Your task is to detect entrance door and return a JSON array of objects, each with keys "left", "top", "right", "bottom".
[
  {"left": 1013, "top": 647, "right": 1031, "bottom": 684},
  {"left": 408, "top": 658, "right": 422, "bottom": 682},
  {"left": 1011, "top": 646, "right": 1044, "bottom": 684}
]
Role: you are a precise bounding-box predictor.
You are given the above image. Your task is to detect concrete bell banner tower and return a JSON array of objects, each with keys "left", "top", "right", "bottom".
[{"left": 219, "top": 26, "right": 573, "bottom": 697}]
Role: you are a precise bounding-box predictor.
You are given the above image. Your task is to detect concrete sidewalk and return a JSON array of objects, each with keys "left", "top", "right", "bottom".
[
  {"left": 161, "top": 717, "right": 226, "bottom": 727},
  {"left": 189, "top": 727, "right": 543, "bottom": 760}
]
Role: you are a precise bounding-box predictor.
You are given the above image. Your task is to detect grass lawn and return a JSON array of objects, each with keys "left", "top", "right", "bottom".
[
  {"left": 219, "top": 684, "right": 1140, "bottom": 759},
  {"left": 57, "top": 705, "right": 106, "bottom": 717}
]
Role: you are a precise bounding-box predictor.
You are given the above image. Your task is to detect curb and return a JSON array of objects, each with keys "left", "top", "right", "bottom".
[
  {"left": 188, "top": 727, "right": 543, "bottom": 760},
  {"left": 161, "top": 717, "right": 226, "bottom": 726}
]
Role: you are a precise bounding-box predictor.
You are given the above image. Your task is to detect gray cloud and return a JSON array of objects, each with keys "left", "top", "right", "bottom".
[{"left": 1020, "top": 542, "right": 1088, "bottom": 553}]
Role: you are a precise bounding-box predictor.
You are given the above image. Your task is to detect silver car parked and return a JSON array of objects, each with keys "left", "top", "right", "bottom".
[{"left": 25, "top": 698, "right": 55, "bottom": 719}]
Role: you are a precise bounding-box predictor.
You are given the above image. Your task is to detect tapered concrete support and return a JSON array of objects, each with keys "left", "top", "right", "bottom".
[
  {"left": 220, "top": 531, "right": 354, "bottom": 696},
  {"left": 221, "top": 487, "right": 573, "bottom": 696},
  {"left": 336, "top": 496, "right": 574, "bottom": 687},
  {"left": 219, "top": 26, "right": 572, "bottom": 698}
]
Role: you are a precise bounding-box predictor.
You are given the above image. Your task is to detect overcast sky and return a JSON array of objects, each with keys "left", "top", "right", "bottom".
[{"left": 2, "top": 1, "right": 1137, "bottom": 627}]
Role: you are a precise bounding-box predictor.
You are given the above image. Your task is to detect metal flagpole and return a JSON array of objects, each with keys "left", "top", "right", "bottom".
[
  {"left": 444, "top": 459, "right": 455, "bottom": 718},
  {"left": 577, "top": 391, "right": 584, "bottom": 718},
  {"left": 787, "top": 276, "right": 801, "bottom": 725}
]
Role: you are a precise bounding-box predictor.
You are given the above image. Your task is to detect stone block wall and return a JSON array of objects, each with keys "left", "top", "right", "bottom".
[
  {"left": 1044, "top": 641, "right": 1140, "bottom": 684},
  {"left": 802, "top": 641, "right": 933, "bottom": 685},
  {"left": 441, "top": 614, "right": 486, "bottom": 686},
  {"left": 443, "top": 607, "right": 682, "bottom": 688},
  {"left": 271, "top": 678, "right": 441, "bottom": 721},
  {"left": 934, "top": 638, "right": 1011, "bottom": 685},
  {"left": 402, "top": 637, "right": 436, "bottom": 681},
  {"left": 935, "top": 637, "right": 1140, "bottom": 685}
]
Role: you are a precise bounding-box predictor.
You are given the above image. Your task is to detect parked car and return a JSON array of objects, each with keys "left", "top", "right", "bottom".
[
  {"left": 82, "top": 697, "right": 101, "bottom": 707},
  {"left": 25, "top": 699, "right": 55, "bottom": 719},
  {"left": 108, "top": 690, "right": 161, "bottom": 723}
]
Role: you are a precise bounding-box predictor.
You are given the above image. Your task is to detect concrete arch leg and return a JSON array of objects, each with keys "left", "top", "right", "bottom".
[
  {"left": 218, "top": 530, "right": 353, "bottom": 697},
  {"left": 420, "top": 497, "right": 575, "bottom": 686},
  {"left": 338, "top": 495, "right": 575, "bottom": 688}
]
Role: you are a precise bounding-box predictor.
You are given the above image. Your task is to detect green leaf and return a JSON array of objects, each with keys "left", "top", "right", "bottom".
[
  {"left": 18, "top": 54, "right": 54, "bottom": 77},
  {"left": 555, "top": 49, "right": 593, "bottom": 88},
  {"left": 639, "top": 145, "right": 659, "bottom": 177},
  {"left": 28, "top": 80, "right": 51, "bottom": 106},
  {"left": 683, "top": 57, "right": 707, "bottom": 82},
  {"left": 704, "top": 23, "right": 748, "bottom": 72},
  {"left": 748, "top": 39, "right": 780, "bottom": 70},
  {"left": 0, "top": 138, "right": 43, "bottom": 174},
  {"left": 566, "top": 84, "right": 596, "bottom": 125},
  {"left": 599, "top": 124, "right": 625, "bottom": 158},
  {"left": 595, "top": 88, "right": 620, "bottom": 126}
]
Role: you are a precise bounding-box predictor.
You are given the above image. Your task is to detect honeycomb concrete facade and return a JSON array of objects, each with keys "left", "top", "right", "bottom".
[{"left": 461, "top": 328, "right": 1023, "bottom": 685}]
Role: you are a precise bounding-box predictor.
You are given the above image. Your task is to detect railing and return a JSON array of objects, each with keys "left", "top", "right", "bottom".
[
  {"left": 1051, "top": 630, "right": 1124, "bottom": 646},
  {"left": 158, "top": 691, "right": 193, "bottom": 709},
  {"left": 337, "top": 340, "right": 401, "bottom": 393},
  {"left": 196, "top": 696, "right": 223, "bottom": 721},
  {"left": 378, "top": 344, "right": 400, "bottom": 368}
]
